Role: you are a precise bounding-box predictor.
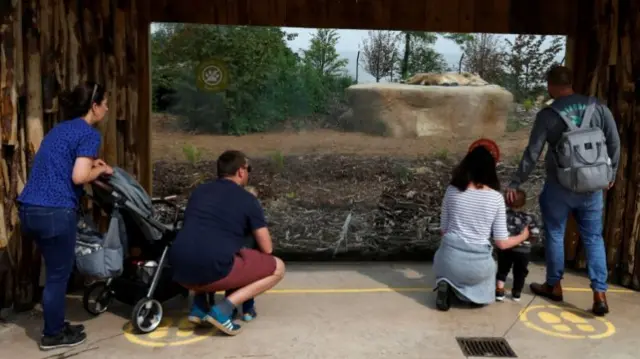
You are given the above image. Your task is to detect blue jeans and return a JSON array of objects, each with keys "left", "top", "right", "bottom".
[
  {"left": 19, "top": 205, "right": 77, "bottom": 337},
  {"left": 539, "top": 181, "right": 608, "bottom": 292}
]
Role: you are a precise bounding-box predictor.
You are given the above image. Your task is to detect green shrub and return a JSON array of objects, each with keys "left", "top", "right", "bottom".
[
  {"left": 182, "top": 144, "right": 202, "bottom": 165},
  {"left": 523, "top": 98, "right": 534, "bottom": 111}
]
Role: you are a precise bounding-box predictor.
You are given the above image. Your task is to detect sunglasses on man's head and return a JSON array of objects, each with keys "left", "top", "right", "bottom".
[{"left": 245, "top": 165, "right": 252, "bottom": 173}]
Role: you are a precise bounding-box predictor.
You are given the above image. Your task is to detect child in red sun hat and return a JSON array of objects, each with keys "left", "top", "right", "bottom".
[
  {"left": 467, "top": 138, "right": 539, "bottom": 301},
  {"left": 468, "top": 138, "right": 501, "bottom": 164}
]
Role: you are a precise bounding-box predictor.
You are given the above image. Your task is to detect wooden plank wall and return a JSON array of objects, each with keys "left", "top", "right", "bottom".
[
  {"left": 0, "top": 0, "right": 151, "bottom": 310},
  {"left": 566, "top": 0, "right": 640, "bottom": 289},
  {"left": 150, "top": 0, "right": 577, "bottom": 36}
]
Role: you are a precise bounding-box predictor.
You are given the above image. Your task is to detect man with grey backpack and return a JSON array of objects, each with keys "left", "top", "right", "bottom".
[{"left": 506, "top": 65, "right": 620, "bottom": 316}]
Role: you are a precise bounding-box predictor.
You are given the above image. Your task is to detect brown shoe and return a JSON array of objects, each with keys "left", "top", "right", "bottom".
[
  {"left": 592, "top": 292, "right": 609, "bottom": 316},
  {"left": 530, "top": 282, "right": 563, "bottom": 302}
]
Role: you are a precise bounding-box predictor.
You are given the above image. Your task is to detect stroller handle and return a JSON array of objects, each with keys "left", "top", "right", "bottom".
[
  {"left": 91, "top": 177, "right": 181, "bottom": 235},
  {"left": 93, "top": 178, "right": 112, "bottom": 191}
]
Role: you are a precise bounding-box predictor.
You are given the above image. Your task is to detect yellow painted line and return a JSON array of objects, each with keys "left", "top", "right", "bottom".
[
  {"left": 265, "top": 287, "right": 635, "bottom": 294},
  {"left": 267, "top": 287, "right": 430, "bottom": 294}
]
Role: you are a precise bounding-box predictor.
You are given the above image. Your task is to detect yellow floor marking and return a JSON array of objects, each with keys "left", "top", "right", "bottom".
[
  {"left": 148, "top": 329, "right": 168, "bottom": 339},
  {"left": 538, "top": 312, "right": 562, "bottom": 324},
  {"left": 176, "top": 317, "right": 196, "bottom": 337},
  {"left": 123, "top": 316, "right": 216, "bottom": 347},
  {"left": 265, "top": 286, "right": 635, "bottom": 294},
  {"left": 551, "top": 324, "right": 572, "bottom": 332},
  {"left": 561, "top": 311, "right": 588, "bottom": 323},
  {"left": 519, "top": 305, "right": 616, "bottom": 339},
  {"left": 147, "top": 318, "right": 173, "bottom": 339},
  {"left": 577, "top": 324, "right": 595, "bottom": 332},
  {"left": 159, "top": 318, "right": 173, "bottom": 328}
]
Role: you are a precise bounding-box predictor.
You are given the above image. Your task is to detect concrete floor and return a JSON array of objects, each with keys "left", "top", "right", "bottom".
[{"left": 0, "top": 262, "right": 638, "bottom": 359}]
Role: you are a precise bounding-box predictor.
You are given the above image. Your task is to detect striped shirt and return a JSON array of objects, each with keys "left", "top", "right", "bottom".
[{"left": 440, "top": 185, "right": 509, "bottom": 245}]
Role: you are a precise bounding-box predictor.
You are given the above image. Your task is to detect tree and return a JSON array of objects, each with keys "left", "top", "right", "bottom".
[
  {"left": 359, "top": 30, "right": 399, "bottom": 82},
  {"left": 503, "top": 35, "right": 565, "bottom": 101},
  {"left": 302, "top": 29, "right": 349, "bottom": 78},
  {"left": 461, "top": 34, "right": 506, "bottom": 84},
  {"left": 151, "top": 24, "right": 353, "bottom": 135},
  {"left": 442, "top": 33, "right": 475, "bottom": 72},
  {"left": 401, "top": 42, "right": 448, "bottom": 78},
  {"left": 399, "top": 32, "right": 438, "bottom": 80}
]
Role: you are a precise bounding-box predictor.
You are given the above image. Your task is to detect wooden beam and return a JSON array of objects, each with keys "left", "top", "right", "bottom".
[
  {"left": 150, "top": 0, "right": 576, "bottom": 35},
  {"left": 137, "top": 0, "right": 152, "bottom": 194},
  {"left": 509, "top": 0, "right": 578, "bottom": 35},
  {"left": 101, "top": 0, "right": 118, "bottom": 168},
  {"left": 564, "top": 35, "right": 575, "bottom": 69}
]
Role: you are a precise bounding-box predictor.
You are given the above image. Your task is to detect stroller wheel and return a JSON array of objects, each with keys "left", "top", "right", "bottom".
[
  {"left": 131, "top": 298, "right": 163, "bottom": 334},
  {"left": 83, "top": 282, "right": 113, "bottom": 316}
]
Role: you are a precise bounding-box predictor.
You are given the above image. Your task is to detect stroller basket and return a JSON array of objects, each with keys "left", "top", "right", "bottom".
[{"left": 75, "top": 209, "right": 126, "bottom": 279}]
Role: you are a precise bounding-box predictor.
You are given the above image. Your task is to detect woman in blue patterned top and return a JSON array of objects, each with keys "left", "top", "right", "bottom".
[{"left": 18, "top": 82, "right": 113, "bottom": 351}]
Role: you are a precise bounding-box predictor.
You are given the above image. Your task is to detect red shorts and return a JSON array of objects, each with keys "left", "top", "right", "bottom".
[{"left": 183, "top": 248, "right": 277, "bottom": 293}]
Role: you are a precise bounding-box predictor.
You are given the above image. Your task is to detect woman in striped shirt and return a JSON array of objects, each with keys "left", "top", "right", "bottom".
[{"left": 433, "top": 145, "right": 530, "bottom": 311}]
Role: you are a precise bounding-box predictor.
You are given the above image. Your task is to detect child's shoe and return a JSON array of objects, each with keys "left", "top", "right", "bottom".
[
  {"left": 512, "top": 290, "right": 522, "bottom": 302},
  {"left": 242, "top": 307, "right": 257, "bottom": 322},
  {"left": 241, "top": 298, "right": 256, "bottom": 322},
  {"left": 495, "top": 287, "right": 506, "bottom": 302}
]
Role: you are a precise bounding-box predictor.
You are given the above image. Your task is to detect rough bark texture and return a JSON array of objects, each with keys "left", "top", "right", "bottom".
[
  {"left": 565, "top": 0, "right": 640, "bottom": 290},
  {"left": 0, "top": 0, "right": 151, "bottom": 310}
]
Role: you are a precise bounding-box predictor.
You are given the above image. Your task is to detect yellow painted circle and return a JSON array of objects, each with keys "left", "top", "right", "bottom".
[
  {"left": 519, "top": 305, "right": 615, "bottom": 339},
  {"left": 195, "top": 59, "right": 229, "bottom": 92},
  {"left": 123, "top": 315, "right": 216, "bottom": 347}
]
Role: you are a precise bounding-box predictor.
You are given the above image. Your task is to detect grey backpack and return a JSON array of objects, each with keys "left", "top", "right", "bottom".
[{"left": 549, "top": 98, "right": 613, "bottom": 193}]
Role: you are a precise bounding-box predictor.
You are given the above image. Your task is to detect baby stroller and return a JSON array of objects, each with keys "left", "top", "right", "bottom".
[{"left": 77, "top": 167, "right": 188, "bottom": 334}]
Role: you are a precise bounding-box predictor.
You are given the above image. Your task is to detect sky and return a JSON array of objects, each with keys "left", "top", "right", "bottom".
[
  {"left": 285, "top": 28, "right": 475, "bottom": 55},
  {"left": 283, "top": 28, "right": 565, "bottom": 83},
  {"left": 283, "top": 28, "right": 478, "bottom": 82},
  {"left": 151, "top": 24, "right": 565, "bottom": 84}
]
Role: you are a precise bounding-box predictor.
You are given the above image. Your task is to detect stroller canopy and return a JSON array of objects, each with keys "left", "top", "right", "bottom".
[{"left": 95, "top": 167, "right": 168, "bottom": 241}]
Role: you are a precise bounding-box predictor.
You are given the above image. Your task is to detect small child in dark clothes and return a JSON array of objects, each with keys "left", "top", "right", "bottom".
[{"left": 495, "top": 189, "right": 541, "bottom": 302}]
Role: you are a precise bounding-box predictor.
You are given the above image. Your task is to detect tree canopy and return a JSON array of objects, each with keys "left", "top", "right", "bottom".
[
  {"left": 151, "top": 26, "right": 565, "bottom": 135},
  {"left": 152, "top": 24, "right": 353, "bottom": 135}
]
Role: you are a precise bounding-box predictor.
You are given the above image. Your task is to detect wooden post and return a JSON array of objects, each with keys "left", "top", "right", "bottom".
[
  {"left": 25, "top": 0, "right": 45, "bottom": 156},
  {"left": 136, "top": 0, "right": 152, "bottom": 194},
  {"left": 100, "top": 0, "right": 118, "bottom": 168},
  {"left": 563, "top": 34, "right": 585, "bottom": 266},
  {"left": 568, "top": 0, "right": 640, "bottom": 288}
]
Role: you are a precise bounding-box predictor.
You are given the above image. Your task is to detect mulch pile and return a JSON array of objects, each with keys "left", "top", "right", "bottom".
[{"left": 152, "top": 154, "right": 546, "bottom": 260}]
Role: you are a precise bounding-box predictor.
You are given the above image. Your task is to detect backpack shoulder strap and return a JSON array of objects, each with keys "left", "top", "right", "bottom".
[
  {"left": 547, "top": 103, "right": 577, "bottom": 131},
  {"left": 579, "top": 97, "right": 598, "bottom": 129}
]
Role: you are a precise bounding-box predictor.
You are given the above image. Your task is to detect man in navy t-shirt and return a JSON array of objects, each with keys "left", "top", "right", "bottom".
[{"left": 170, "top": 150, "right": 285, "bottom": 336}]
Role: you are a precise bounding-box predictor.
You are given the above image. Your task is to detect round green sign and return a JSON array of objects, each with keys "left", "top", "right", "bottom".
[{"left": 195, "top": 59, "right": 229, "bottom": 92}]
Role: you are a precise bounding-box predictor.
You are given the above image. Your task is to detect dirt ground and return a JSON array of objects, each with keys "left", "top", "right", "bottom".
[
  {"left": 151, "top": 114, "right": 533, "bottom": 162},
  {"left": 150, "top": 113, "right": 544, "bottom": 260}
]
